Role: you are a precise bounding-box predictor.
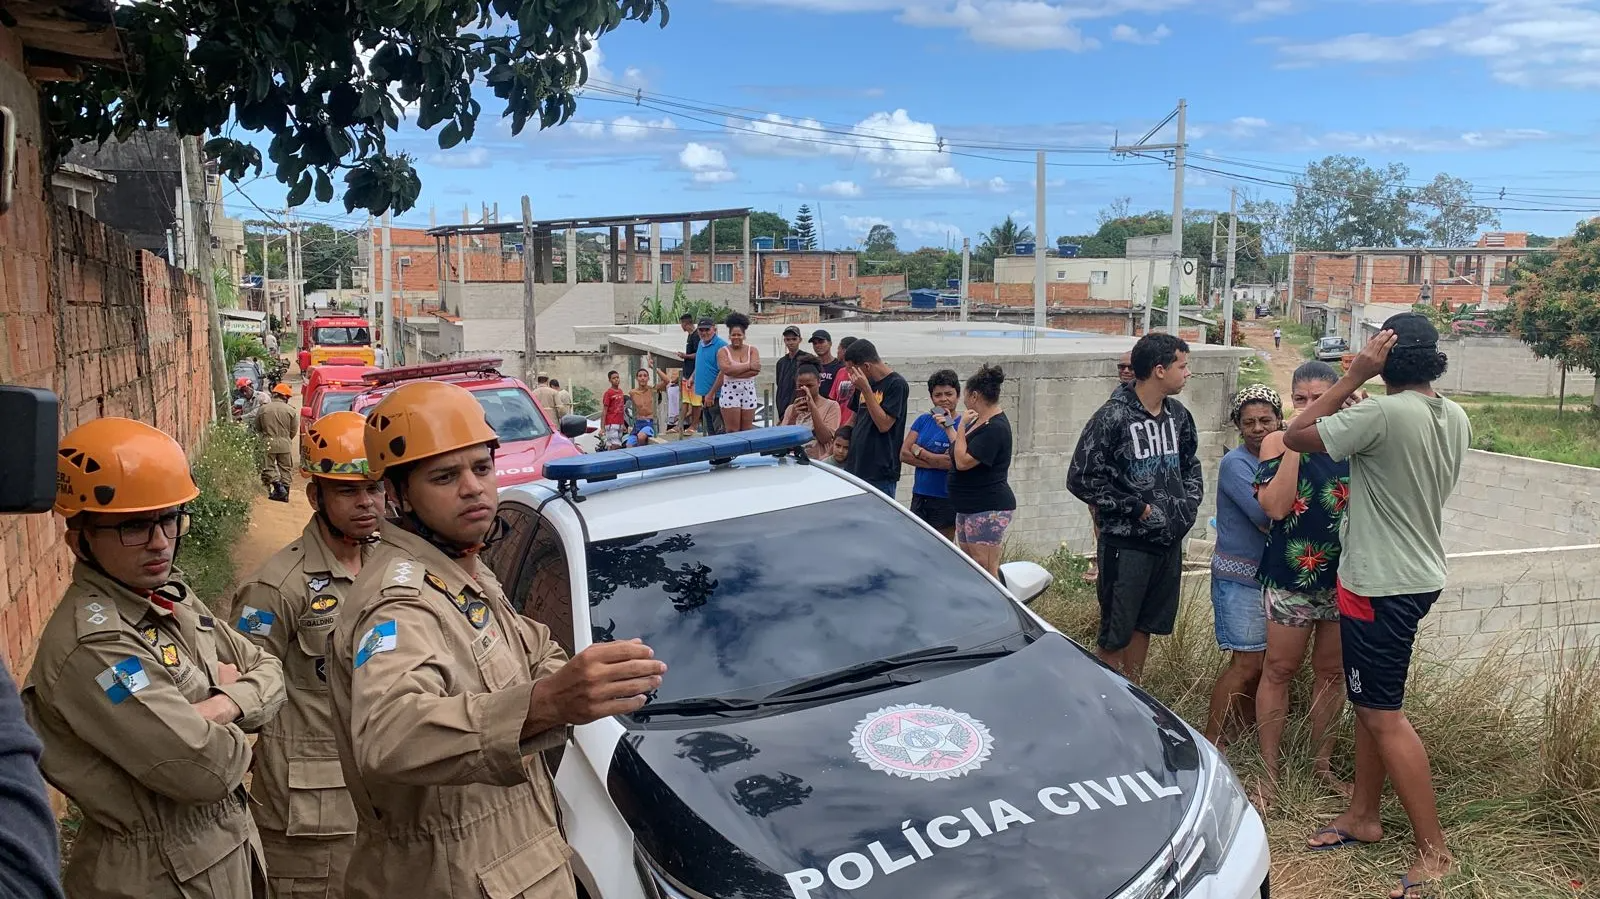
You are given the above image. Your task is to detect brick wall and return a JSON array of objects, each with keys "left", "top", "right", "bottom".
[
  {"left": 761, "top": 252, "right": 858, "bottom": 299},
  {"left": 631, "top": 251, "right": 748, "bottom": 286},
  {"left": 1291, "top": 251, "right": 1528, "bottom": 311},
  {"left": 857, "top": 274, "right": 906, "bottom": 312},
  {"left": 1442, "top": 450, "right": 1600, "bottom": 553},
  {"left": 0, "top": 27, "right": 216, "bottom": 674}
]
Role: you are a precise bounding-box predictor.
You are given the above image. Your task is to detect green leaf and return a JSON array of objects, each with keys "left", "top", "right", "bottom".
[
  {"left": 438, "top": 120, "right": 462, "bottom": 149},
  {"left": 314, "top": 169, "right": 333, "bottom": 204},
  {"left": 287, "top": 171, "right": 312, "bottom": 207}
]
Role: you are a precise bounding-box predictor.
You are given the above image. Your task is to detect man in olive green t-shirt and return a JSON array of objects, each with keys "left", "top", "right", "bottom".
[{"left": 1284, "top": 312, "right": 1469, "bottom": 899}]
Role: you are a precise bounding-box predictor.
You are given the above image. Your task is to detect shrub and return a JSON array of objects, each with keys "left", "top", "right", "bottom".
[
  {"left": 176, "top": 422, "right": 263, "bottom": 602},
  {"left": 570, "top": 385, "right": 600, "bottom": 417}
]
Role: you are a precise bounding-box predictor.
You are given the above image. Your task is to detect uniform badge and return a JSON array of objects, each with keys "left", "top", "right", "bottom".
[
  {"left": 424, "top": 572, "right": 452, "bottom": 597},
  {"left": 355, "top": 620, "right": 398, "bottom": 668},
  {"left": 159, "top": 643, "right": 180, "bottom": 668},
  {"left": 389, "top": 561, "right": 415, "bottom": 585},
  {"left": 236, "top": 606, "right": 276, "bottom": 637},
  {"left": 849, "top": 704, "right": 993, "bottom": 782},
  {"left": 310, "top": 595, "right": 339, "bottom": 614},
  {"left": 197, "top": 615, "right": 215, "bottom": 630},
  {"left": 451, "top": 589, "right": 471, "bottom": 612},
  {"left": 465, "top": 601, "right": 490, "bottom": 630},
  {"left": 140, "top": 625, "right": 159, "bottom": 646},
  {"left": 96, "top": 657, "right": 150, "bottom": 704},
  {"left": 83, "top": 601, "right": 109, "bottom": 627},
  {"left": 307, "top": 575, "right": 331, "bottom": 593},
  {"left": 314, "top": 657, "right": 327, "bottom": 682}
]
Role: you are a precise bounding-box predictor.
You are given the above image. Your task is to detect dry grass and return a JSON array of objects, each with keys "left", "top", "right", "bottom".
[{"left": 1028, "top": 546, "right": 1600, "bottom": 899}]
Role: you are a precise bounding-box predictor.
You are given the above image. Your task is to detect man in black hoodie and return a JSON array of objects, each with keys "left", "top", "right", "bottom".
[{"left": 1068, "top": 333, "right": 1203, "bottom": 684}]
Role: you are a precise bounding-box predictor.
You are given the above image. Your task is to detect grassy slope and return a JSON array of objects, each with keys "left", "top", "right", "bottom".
[{"left": 1464, "top": 404, "right": 1600, "bottom": 469}]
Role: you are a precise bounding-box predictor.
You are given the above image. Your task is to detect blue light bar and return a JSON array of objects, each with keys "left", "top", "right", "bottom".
[{"left": 544, "top": 425, "right": 814, "bottom": 483}]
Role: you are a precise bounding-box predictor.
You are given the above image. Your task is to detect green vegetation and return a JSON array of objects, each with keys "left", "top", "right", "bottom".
[
  {"left": 1499, "top": 219, "right": 1600, "bottom": 378},
  {"left": 1466, "top": 404, "right": 1600, "bottom": 468},
  {"left": 570, "top": 385, "right": 599, "bottom": 417},
  {"left": 1450, "top": 393, "right": 1589, "bottom": 407},
  {"left": 638, "top": 280, "right": 732, "bottom": 327},
  {"left": 1026, "top": 546, "right": 1600, "bottom": 898},
  {"left": 1276, "top": 320, "right": 1321, "bottom": 360},
  {"left": 176, "top": 422, "right": 264, "bottom": 602},
  {"left": 222, "top": 332, "right": 269, "bottom": 369},
  {"left": 1235, "top": 355, "right": 1274, "bottom": 390}
]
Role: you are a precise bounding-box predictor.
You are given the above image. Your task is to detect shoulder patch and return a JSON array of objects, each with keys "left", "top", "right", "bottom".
[
  {"left": 236, "top": 606, "right": 276, "bottom": 637},
  {"left": 379, "top": 559, "right": 422, "bottom": 596},
  {"left": 354, "top": 620, "right": 398, "bottom": 668},
  {"left": 75, "top": 600, "right": 122, "bottom": 643},
  {"left": 423, "top": 571, "right": 451, "bottom": 597},
  {"left": 96, "top": 657, "right": 150, "bottom": 704}
]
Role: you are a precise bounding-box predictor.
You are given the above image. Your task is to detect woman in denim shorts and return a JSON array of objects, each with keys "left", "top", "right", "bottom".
[
  {"left": 1253, "top": 361, "right": 1352, "bottom": 805},
  {"left": 1204, "top": 384, "right": 1282, "bottom": 748}
]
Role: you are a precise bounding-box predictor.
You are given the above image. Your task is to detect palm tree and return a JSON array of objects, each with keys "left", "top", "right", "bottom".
[{"left": 977, "top": 216, "right": 1034, "bottom": 262}]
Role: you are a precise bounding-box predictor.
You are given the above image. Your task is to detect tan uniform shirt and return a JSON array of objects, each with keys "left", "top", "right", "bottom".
[
  {"left": 256, "top": 400, "right": 299, "bottom": 456},
  {"left": 326, "top": 528, "right": 576, "bottom": 899},
  {"left": 229, "top": 521, "right": 364, "bottom": 886},
  {"left": 531, "top": 384, "right": 559, "bottom": 417},
  {"left": 23, "top": 564, "right": 285, "bottom": 899}
]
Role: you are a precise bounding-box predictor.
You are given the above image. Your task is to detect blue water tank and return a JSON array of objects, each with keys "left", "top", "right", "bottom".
[
  {"left": 946, "top": 278, "right": 961, "bottom": 290},
  {"left": 910, "top": 289, "right": 938, "bottom": 309},
  {"left": 752, "top": 236, "right": 775, "bottom": 250},
  {"left": 1014, "top": 241, "right": 1035, "bottom": 256},
  {"left": 1057, "top": 241, "right": 1081, "bottom": 257},
  {"left": 784, "top": 237, "right": 802, "bottom": 251},
  {"left": 939, "top": 292, "right": 959, "bottom": 306}
]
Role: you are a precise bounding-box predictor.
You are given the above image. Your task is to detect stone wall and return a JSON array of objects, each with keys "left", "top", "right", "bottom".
[
  {"left": 1442, "top": 450, "right": 1600, "bottom": 553},
  {"left": 1418, "top": 545, "right": 1600, "bottom": 669},
  {"left": 0, "top": 24, "right": 216, "bottom": 673}
]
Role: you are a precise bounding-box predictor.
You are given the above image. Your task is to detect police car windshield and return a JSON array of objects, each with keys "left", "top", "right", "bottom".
[
  {"left": 585, "top": 493, "right": 1027, "bottom": 705},
  {"left": 472, "top": 387, "right": 551, "bottom": 442}
]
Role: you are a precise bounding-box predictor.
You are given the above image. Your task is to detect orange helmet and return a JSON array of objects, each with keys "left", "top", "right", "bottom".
[
  {"left": 302, "top": 411, "right": 371, "bottom": 480},
  {"left": 272, "top": 383, "right": 293, "bottom": 398},
  {"left": 55, "top": 418, "right": 199, "bottom": 518},
  {"left": 235, "top": 377, "right": 250, "bottom": 388},
  {"left": 364, "top": 381, "right": 497, "bottom": 479}
]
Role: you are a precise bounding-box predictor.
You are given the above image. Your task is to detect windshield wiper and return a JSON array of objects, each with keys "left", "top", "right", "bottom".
[
  {"left": 635, "top": 675, "right": 917, "bottom": 719},
  {"left": 765, "top": 641, "right": 1021, "bottom": 700}
]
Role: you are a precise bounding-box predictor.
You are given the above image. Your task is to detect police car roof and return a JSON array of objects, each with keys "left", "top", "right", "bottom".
[{"left": 502, "top": 449, "right": 866, "bottom": 544}]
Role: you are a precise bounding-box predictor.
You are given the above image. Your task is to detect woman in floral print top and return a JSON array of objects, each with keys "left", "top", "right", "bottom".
[{"left": 1252, "top": 361, "right": 1354, "bottom": 806}]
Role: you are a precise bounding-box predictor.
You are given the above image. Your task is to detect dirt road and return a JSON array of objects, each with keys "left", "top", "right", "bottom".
[
  {"left": 230, "top": 362, "right": 314, "bottom": 581},
  {"left": 1235, "top": 319, "right": 1300, "bottom": 397}
]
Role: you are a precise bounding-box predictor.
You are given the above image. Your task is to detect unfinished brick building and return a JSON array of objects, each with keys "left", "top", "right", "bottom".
[{"left": 1288, "top": 232, "right": 1542, "bottom": 315}]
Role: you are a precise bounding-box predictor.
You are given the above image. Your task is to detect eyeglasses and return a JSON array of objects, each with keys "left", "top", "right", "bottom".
[
  {"left": 92, "top": 511, "right": 192, "bottom": 547},
  {"left": 1116, "top": 363, "right": 1134, "bottom": 371}
]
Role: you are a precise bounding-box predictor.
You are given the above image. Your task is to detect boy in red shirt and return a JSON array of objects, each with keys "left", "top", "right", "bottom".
[{"left": 602, "top": 369, "right": 626, "bottom": 450}]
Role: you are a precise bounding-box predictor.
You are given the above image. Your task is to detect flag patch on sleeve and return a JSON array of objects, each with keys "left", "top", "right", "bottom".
[
  {"left": 96, "top": 657, "right": 150, "bottom": 704},
  {"left": 354, "top": 620, "right": 398, "bottom": 668},
  {"left": 236, "top": 606, "right": 276, "bottom": 636}
]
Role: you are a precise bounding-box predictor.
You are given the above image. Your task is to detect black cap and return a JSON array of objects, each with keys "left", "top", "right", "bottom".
[
  {"left": 1381, "top": 312, "right": 1439, "bottom": 349},
  {"left": 782, "top": 325, "right": 802, "bottom": 338},
  {"left": 808, "top": 329, "right": 831, "bottom": 344},
  {"left": 697, "top": 317, "right": 716, "bottom": 328}
]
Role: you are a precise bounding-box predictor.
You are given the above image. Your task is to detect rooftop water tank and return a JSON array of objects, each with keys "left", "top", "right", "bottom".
[
  {"left": 752, "top": 236, "right": 776, "bottom": 250},
  {"left": 909, "top": 289, "right": 939, "bottom": 309},
  {"left": 1014, "top": 241, "right": 1035, "bottom": 256},
  {"left": 784, "top": 237, "right": 802, "bottom": 251},
  {"left": 1057, "top": 241, "right": 1081, "bottom": 257}
]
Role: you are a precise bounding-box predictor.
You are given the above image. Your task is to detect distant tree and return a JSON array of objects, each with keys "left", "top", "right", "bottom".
[
  {"left": 245, "top": 222, "right": 358, "bottom": 290},
  {"left": 976, "top": 216, "right": 1033, "bottom": 262},
  {"left": 901, "top": 247, "right": 960, "bottom": 290},
  {"left": 45, "top": 0, "right": 670, "bottom": 215},
  {"left": 863, "top": 224, "right": 899, "bottom": 255},
  {"left": 1414, "top": 173, "right": 1500, "bottom": 247},
  {"left": 690, "top": 211, "right": 791, "bottom": 252},
  {"left": 1527, "top": 234, "right": 1558, "bottom": 248},
  {"left": 1499, "top": 220, "right": 1600, "bottom": 379},
  {"left": 793, "top": 205, "right": 817, "bottom": 250},
  {"left": 1096, "top": 197, "right": 1132, "bottom": 227},
  {"left": 1288, "top": 155, "right": 1415, "bottom": 250}
]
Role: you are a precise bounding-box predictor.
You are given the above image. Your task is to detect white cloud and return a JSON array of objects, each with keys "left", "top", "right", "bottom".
[
  {"left": 987, "top": 176, "right": 1010, "bottom": 193},
  {"left": 679, "top": 142, "right": 736, "bottom": 184},
  {"left": 735, "top": 108, "right": 966, "bottom": 189},
  {"left": 609, "top": 115, "right": 676, "bottom": 141},
  {"left": 1232, "top": 116, "right": 1269, "bottom": 131},
  {"left": 1110, "top": 23, "right": 1171, "bottom": 44},
  {"left": 1276, "top": 0, "right": 1600, "bottom": 89},
  {"left": 570, "top": 121, "right": 606, "bottom": 138},
  {"left": 426, "top": 147, "right": 491, "bottom": 169},
  {"left": 579, "top": 43, "right": 647, "bottom": 89},
  {"left": 820, "top": 180, "right": 863, "bottom": 197},
  {"left": 838, "top": 215, "right": 963, "bottom": 247}
]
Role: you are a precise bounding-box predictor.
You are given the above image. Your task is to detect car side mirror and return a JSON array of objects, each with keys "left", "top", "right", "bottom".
[
  {"left": 997, "top": 561, "right": 1053, "bottom": 606},
  {"left": 558, "top": 414, "right": 588, "bottom": 439},
  {"left": 300, "top": 406, "right": 314, "bottom": 419},
  {"left": 0, "top": 386, "right": 60, "bottom": 513}
]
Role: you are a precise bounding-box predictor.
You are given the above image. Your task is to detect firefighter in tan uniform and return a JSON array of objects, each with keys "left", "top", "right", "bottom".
[
  {"left": 228, "top": 412, "right": 387, "bottom": 898},
  {"left": 21, "top": 417, "right": 286, "bottom": 899},
  {"left": 257, "top": 382, "right": 299, "bottom": 503},
  {"left": 326, "top": 381, "right": 668, "bottom": 899}
]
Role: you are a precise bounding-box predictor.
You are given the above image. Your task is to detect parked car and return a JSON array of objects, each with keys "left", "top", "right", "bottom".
[
  {"left": 349, "top": 357, "right": 580, "bottom": 487},
  {"left": 480, "top": 427, "right": 1270, "bottom": 899},
  {"left": 1315, "top": 336, "right": 1349, "bottom": 362},
  {"left": 301, "top": 363, "right": 379, "bottom": 435}
]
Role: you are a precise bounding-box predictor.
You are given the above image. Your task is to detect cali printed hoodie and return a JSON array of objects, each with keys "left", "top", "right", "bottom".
[{"left": 1067, "top": 382, "right": 1203, "bottom": 547}]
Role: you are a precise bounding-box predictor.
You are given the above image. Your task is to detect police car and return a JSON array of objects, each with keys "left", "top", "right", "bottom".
[{"left": 482, "top": 426, "right": 1270, "bottom": 899}]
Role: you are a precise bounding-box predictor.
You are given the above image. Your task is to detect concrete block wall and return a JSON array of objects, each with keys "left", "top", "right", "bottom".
[
  {"left": 1418, "top": 545, "right": 1600, "bottom": 668},
  {"left": 1434, "top": 337, "right": 1595, "bottom": 397},
  {"left": 0, "top": 26, "right": 217, "bottom": 674},
  {"left": 1443, "top": 450, "right": 1600, "bottom": 552}
]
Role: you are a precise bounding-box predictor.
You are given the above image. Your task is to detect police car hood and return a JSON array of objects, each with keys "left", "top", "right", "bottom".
[{"left": 607, "top": 633, "right": 1203, "bottom": 899}]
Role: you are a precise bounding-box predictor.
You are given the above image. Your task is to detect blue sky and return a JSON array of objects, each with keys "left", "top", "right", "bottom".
[{"left": 228, "top": 0, "right": 1600, "bottom": 247}]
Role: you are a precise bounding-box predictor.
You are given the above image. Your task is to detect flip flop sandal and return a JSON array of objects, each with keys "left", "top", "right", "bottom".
[
  {"left": 1388, "top": 873, "right": 1438, "bottom": 898},
  {"left": 1306, "top": 826, "right": 1378, "bottom": 851}
]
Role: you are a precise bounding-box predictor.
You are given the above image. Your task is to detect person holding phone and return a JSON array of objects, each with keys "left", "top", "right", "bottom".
[
  {"left": 781, "top": 363, "right": 840, "bottom": 459},
  {"left": 901, "top": 369, "right": 962, "bottom": 540}
]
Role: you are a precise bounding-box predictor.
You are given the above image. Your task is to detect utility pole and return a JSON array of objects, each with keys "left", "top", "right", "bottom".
[
  {"left": 1111, "top": 99, "right": 1187, "bottom": 335},
  {"left": 1224, "top": 187, "right": 1239, "bottom": 347},
  {"left": 381, "top": 212, "right": 393, "bottom": 365},
  {"left": 1209, "top": 214, "right": 1219, "bottom": 306},
  {"left": 521, "top": 196, "right": 539, "bottom": 383},
  {"left": 179, "top": 136, "right": 229, "bottom": 419},
  {"left": 960, "top": 237, "right": 971, "bottom": 323},
  {"left": 1033, "top": 150, "right": 1046, "bottom": 328},
  {"left": 261, "top": 229, "right": 272, "bottom": 324}
]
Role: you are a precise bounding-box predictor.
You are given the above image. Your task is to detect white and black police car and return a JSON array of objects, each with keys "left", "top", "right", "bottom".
[{"left": 484, "top": 425, "right": 1270, "bottom": 899}]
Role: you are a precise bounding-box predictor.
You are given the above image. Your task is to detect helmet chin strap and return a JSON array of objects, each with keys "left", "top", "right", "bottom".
[
  {"left": 312, "top": 482, "right": 382, "bottom": 546},
  {"left": 388, "top": 480, "right": 504, "bottom": 559}
]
